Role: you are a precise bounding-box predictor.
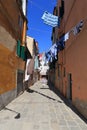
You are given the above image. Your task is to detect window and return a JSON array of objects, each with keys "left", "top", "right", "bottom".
[
  {"left": 59, "top": 0, "right": 64, "bottom": 18},
  {"left": 16, "top": 0, "right": 22, "bottom": 7},
  {"left": 17, "top": 40, "right": 21, "bottom": 57},
  {"left": 58, "top": 65, "right": 60, "bottom": 77},
  {"left": 18, "top": 15, "right": 23, "bottom": 29},
  {"left": 63, "top": 67, "right": 66, "bottom": 77}
]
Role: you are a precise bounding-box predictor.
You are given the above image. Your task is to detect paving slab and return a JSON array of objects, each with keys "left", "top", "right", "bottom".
[{"left": 0, "top": 79, "right": 87, "bottom": 130}]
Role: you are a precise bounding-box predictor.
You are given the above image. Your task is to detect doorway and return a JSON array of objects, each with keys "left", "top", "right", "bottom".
[
  {"left": 67, "top": 73, "right": 72, "bottom": 100},
  {"left": 17, "top": 70, "right": 24, "bottom": 95}
]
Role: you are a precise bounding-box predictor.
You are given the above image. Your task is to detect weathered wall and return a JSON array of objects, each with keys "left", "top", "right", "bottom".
[
  {"left": 0, "top": 0, "right": 23, "bottom": 40},
  {"left": 65, "top": 24, "right": 87, "bottom": 118},
  {"left": 55, "top": 0, "right": 87, "bottom": 119},
  {"left": 48, "top": 69, "right": 55, "bottom": 86},
  {"left": 64, "top": 0, "right": 87, "bottom": 32},
  {"left": 0, "top": 89, "right": 17, "bottom": 109},
  {"left": 0, "top": 0, "right": 25, "bottom": 110},
  {"left": 64, "top": 0, "right": 87, "bottom": 118},
  {"left": 26, "top": 36, "right": 34, "bottom": 57},
  {"left": 0, "top": 29, "right": 17, "bottom": 94}
]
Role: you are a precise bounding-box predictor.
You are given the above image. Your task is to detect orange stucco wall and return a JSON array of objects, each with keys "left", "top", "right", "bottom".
[
  {"left": 66, "top": 25, "right": 87, "bottom": 100},
  {"left": 0, "top": 0, "right": 25, "bottom": 95},
  {"left": 55, "top": 0, "right": 87, "bottom": 118},
  {"left": 0, "top": 44, "right": 16, "bottom": 94},
  {"left": 64, "top": 0, "right": 87, "bottom": 32},
  {"left": 0, "top": 43, "right": 25, "bottom": 95},
  {"left": 64, "top": 1, "right": 87, "bottom": 116},
  {"left": 0, "top": 0, "right": 23, "bottom": 40}
]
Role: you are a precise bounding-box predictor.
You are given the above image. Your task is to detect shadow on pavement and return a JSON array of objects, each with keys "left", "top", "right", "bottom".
[
  {"left": 48, "top": 82, "right": 87, "bottom": 123},
  {"left": 4, "top": 107, "right": 21, "bottom": 119},
  {"left": 26, "top": 88, "right": 63, "bottom": 103}
]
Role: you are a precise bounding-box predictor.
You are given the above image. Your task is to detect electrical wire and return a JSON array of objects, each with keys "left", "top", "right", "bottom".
[
  {"left": 28, "top": 0, "right": 56, "bottom": 34},
  {"left": 29, "top": 27, "right": 51, "bottom": 33},
  {"left": 28, "top": 0, "right": 57, "bottom": 12},
  {"left": 28, "top": 0, "right": 46, "bottom": 12}
]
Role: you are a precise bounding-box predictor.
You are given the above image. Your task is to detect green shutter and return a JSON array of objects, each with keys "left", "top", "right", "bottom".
[
  {"left": 17, "top": 40, "right": 21, "bottom": 57},
  {"left": 20, "top": 46, "right": 26, "bottom": 61},
  {"left": 17, "top": 40, "right": 26, "bottom": 60}
]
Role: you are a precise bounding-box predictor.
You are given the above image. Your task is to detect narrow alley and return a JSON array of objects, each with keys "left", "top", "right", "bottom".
[{"left": 0, "top": 79, "right": 87, "bottom": 130}]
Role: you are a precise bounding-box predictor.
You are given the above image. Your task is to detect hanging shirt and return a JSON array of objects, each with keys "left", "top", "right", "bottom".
[
  {"left": 73, "top": 20, "right": 83, "bottom": 35},
  {"left": 34, "top": 56, "right": 39, "bottom": 70},
  {"left": 27, "top": 58, "right": 34, "bottom": 75},
  {"left": 64, "top": 32, "right": 69, "bottom": 41}
]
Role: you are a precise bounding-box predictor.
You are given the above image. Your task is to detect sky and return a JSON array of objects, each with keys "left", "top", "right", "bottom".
[{"left": 27, "top": 0, "right": 57, "bottom": 53}]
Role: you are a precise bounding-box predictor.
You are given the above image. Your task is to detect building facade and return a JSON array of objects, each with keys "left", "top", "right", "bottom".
[
  {"left": 0, "top": 0, "right": 28, "bottom": 109},
  {"left": 24, "top": 36, "right": 39, "bottom": 88},
  {"left": 51, "top": 0, "right": 87, "bottom": 119}
]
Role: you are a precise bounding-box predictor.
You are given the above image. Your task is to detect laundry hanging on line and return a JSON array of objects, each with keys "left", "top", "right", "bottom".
[
  {"left": 41, "top": 11, "right": 60, "bottom": 27},
  {"left": 45, "top": 32, "right": 70, "bottom": 63},
  {"left": 45, "top": 19, "right": 84, "bottom": 63},
  {"left": 72, "top": 20, "right": 84, "bottom": 35}
]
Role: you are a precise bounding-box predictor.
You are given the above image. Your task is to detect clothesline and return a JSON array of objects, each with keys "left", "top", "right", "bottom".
[
  {"left": 29, "top": 0, "right": 45, "bottom": 11},
  {"left": 29, "top": 27, "right": 50, "bottom": 33},
  {"left": 28, "top": 0, "right": 55, "bottom": 12},
  {"left": 45, "top": 17, "right": 86, "bottom": 63},
  {"left": 66, "top": 16, "right": 87, "bottom": 51},
  {"left": 66, "top": 14, "right": 87, "bottom": 35}
]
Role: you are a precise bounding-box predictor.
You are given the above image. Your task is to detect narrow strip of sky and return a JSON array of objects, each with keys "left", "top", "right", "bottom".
[{"left": 27, "top": 0, "right": 57, "bottom": 53}]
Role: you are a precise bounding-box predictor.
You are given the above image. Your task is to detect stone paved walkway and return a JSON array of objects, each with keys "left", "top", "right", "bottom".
[{"left": 0, "top": 79, "right": 87, "bottom": 130}]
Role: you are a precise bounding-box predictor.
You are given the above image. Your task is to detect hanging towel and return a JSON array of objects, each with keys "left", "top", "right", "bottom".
[{"left": 41, "top": 11, "right": 60, "bottom": 27}]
